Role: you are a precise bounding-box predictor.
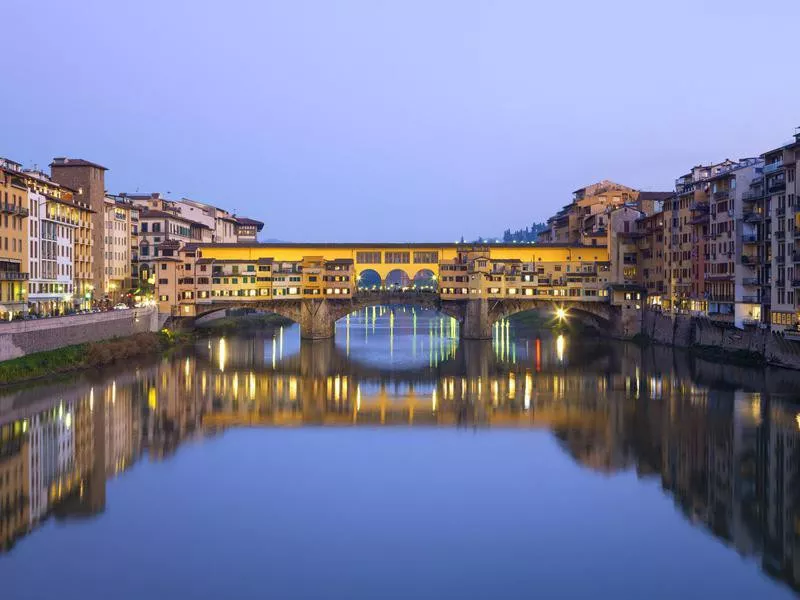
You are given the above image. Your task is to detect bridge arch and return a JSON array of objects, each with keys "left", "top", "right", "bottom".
[
  {"left": 384, "top": 269, "right": 412, "bottom": 290},
  {"left": 488, "top": 299, "right": 615, "bottom": 333},
  {"left": 356, "top": 268, "right": 381, "bottom": 290},
  {"left": 412, "top": 269, "right": 437, "bottom": 291}
]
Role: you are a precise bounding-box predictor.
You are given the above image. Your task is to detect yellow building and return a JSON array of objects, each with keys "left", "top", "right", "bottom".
[
  {"left": 154, "top": 242, "right": 614, "bottom": 316},
  {"left": 0, "top": 158, "right": 30, "bottom": 319},
  {"left": 103, "top": 196, "right": 135, "bottom": 302},
  {"left": 71, "top": 199, "right": 94, "bottom": 310}
]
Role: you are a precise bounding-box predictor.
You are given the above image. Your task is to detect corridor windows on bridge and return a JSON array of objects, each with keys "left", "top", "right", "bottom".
[
  {"left": 385, "top": 251, "right": 410, "bottom": 264},
  {"left": 356, "top": 251, "right": 381, "bottom": 264},
  {"left": 413, "top": 251, "right": 438, "bottom": 264}
]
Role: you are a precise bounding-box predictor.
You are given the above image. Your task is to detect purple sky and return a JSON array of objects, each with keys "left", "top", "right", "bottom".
[{"left": 4, "top": 0, "right": 799, "bottom": 242}]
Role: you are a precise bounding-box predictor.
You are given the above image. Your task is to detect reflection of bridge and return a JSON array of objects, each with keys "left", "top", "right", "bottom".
[
  {"left": 190, "top": 337, "right": 615, "bottom": 430},
  {"left": 188, "top": 291, "right": 624, "bottom": 340}
]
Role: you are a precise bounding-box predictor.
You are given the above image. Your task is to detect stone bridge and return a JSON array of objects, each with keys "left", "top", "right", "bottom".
[{"left": 184, "top": 292, "right": 631, "bottom": 340}]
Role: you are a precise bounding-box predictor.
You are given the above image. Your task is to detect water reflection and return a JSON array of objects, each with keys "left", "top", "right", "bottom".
[{"left": 1, "top": 308, "right": 800, "bottom": 595}]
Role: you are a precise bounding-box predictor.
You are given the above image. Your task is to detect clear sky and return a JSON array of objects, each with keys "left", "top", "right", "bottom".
[{"left": 3, "top": 0, "right": 799, "bottom": 242}]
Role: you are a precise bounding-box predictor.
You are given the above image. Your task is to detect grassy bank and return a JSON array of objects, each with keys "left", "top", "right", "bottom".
[
  {"left": 195, "top": 312, "right": 294, "bottom": 336},
  {"left": 0, "top": 331, "right": 175, "bottom": 385}
]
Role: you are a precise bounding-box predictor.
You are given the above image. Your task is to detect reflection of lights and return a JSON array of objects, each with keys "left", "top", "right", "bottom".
[
  {"left": 148, "top": 387, "right": 157, "bottom": 410},
  {"left": 356, "top": 384, "right": 361, "bottom": 411},
  {"left": 219, "top": 337, "right": 227, "bottom": 372},
  {"left": 432, "top": 388, "right": 437, "bottom": 411},
  {"left": 64, "top": 412, "right": 72, "bottom": 429},
  {"left": 556, "top": 334, "right": 565, "bottom": 362},
  {"left": 524, "top": 372, "right": 532, "bottom": 410}
]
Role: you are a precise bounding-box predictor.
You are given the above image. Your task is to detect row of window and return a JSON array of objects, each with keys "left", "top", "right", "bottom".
[
  {"left": 441, "top": 287, "right": 608, "bottom": 297},
  {"left": 355, "top": 251, "right": 440, "bottom": 264}
]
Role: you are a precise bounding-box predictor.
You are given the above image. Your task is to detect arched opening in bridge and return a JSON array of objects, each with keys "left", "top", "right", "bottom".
[
  {"left": 356, "top": 269, "right": 381, "bottom": 290},
  {"left": 384, "top": 269, "right": 411, "bottom": 291},
  {"left": 496, "top": 304, "right": 610, "bottom": 335},
  {"left": 412, "top": 269, "right": 437, "bottom": 291}
]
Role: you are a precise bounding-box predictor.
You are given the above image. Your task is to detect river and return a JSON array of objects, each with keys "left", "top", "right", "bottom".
[{"left": 1, "top": 306, "right": 799, "bottom": 599}]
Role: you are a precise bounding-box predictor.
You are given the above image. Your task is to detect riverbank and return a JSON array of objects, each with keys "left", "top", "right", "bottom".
[
  {"left": 194, "top": 312, "right": 294, "bottom": 336},
  {"left": 640, "top": 309, "right": 800, "bottom": 370},
  {"left": 0, "top": 331, "right": 177, "bottom": 386}
]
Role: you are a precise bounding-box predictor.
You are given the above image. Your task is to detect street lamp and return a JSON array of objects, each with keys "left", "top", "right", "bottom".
[{"left": 555, "top": 307, "right": 567, "bottom": 322}]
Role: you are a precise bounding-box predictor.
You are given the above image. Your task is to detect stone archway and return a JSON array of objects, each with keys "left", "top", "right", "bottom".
[
  {"left": 356, "top": 268, "right": 381, "bottom": 290},
  {"left": 384, "top": 269, "right": 412, "bottom": 290},
  {"left": 412, "top": 269, "right": 437, "bottom": 291}
]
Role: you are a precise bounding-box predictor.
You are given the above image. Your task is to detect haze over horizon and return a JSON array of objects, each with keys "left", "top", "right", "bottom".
[{"left": 3, "top": 0, "right": 799, "bottom": 242}]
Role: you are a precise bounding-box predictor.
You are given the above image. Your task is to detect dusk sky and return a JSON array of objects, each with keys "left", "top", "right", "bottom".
[{"left": 4, "top": 0, "right": 799, "bottom": 242}]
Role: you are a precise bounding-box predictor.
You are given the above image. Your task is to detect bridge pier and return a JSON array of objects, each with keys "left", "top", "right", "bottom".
[
  {"left": 461, "top": 299, "right": 492, "bottom": 340},
  {"left": 299, "top": 299, "right": 337, "bottom": 340}
]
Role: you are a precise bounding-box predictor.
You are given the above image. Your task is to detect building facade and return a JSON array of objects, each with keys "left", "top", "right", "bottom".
[
  {"left": 49, "top": 158, "right": 107, "bottom": 303},
  {"left": 102, "top": 196, "right": 135, "bottom": 302},
  {"left": 23, "top": 170, "right": 78, "bottom": 315},
  {"left": 0, "top": 158, "right": 29, "bottom": 319}
]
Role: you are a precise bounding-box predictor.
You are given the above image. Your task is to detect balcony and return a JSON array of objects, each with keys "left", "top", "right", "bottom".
[
  {"left": 741, "top": 277, "right": 759, "bottom": 286},
  {"left": 741, "top": 295, "right": 759, "bottom": 303},
  {"left": 776, "top": 229, "right": 786, "bottom": 239},
  {"left": 0, "top": 271, "right": 29, "bottom": 281},
  {"left": 777, "top": 279, "right": 786, "bottom": 288},
  {"left": 741, "top": 255, "right": 758, "bottom": 265},
  {"left": 0, "top": 202, "right": 29, "bottom": 217},
  {"left": 768, "top": 181, "right": 786, "bottom": 194},
  {"left": 712, "top": 190, "right": 729, "bottom": 201},
  {"left": 793, "top": 279, "right": 800, "bottom": 288},
  {"left": 742, "top": 234, "right": 758, "bottom": 244},
  {"left": 763, "top": 161, "right": 784, "bottom": 174},
  {"left": 743, "top": 211, "right": 763, "bottom": 223},
  {"left": 742, "top": 190, "right": 764, "bottom": 203},
  {"left": 777, "top": 254, "right": 786, "bottom": 264},
  {"left": 776, "top": 206, "right": 786, "bottom": 217}
]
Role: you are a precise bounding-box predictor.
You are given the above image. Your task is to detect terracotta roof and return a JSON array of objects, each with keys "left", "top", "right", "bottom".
[
  {"left": 235, "top": 216, "right": 265, "bottom": 230},
  {"left": 139, "top": 209, "right": 210, "bottom": 228},
  {"left": 50, "top": 157, "right": 108, "bottom": 171},
  {"left": 638, "top": 192, "right": 673, "bottom": 202}
]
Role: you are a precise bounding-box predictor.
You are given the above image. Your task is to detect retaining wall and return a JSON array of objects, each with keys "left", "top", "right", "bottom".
[
  {"left": 0, "top": 307, "right": 160, "bottom": 362},
  {"left": 642, "top": 309, "right": 800, "bottom": 370}
]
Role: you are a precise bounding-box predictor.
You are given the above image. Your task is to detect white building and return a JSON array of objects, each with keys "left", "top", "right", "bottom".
[
  {"left": 178, "top": 198, "right": 239, "bottom": 243},
  {"left": 24, "top": 170, "right": 76, "bottom": 315}
]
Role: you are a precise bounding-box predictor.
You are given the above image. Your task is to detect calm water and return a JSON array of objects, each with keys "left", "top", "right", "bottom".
[{"left": 2, "top": 306, "right": 800, "bottom": 599}]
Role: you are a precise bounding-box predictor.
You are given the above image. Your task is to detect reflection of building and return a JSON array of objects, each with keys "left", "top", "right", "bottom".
[
  {"left": 0, "top": 420, "right": 29, "bottom": 550},
  {"left": 29, "top": 402, "right": 75, "bottom": 522}
]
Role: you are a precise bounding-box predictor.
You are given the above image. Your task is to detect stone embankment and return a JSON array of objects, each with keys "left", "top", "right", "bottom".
[
  {"left": 0, "top": 307, "right": 160, "bottom": 362},
  {"left": 641, "top": 309, "right": 800, "bottom": 370}
]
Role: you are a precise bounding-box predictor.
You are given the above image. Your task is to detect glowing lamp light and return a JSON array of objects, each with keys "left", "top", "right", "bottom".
[{"left": 555, "top": 307, "right": 567, "bottom": 321}]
